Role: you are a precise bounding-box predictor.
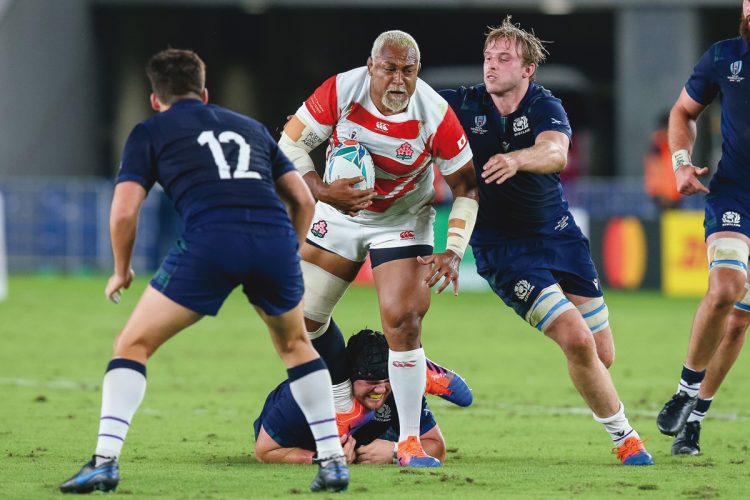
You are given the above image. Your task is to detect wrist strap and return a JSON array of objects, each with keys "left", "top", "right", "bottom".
[{"left": 672, "top": 149, "right": 692, "bottom": 172}]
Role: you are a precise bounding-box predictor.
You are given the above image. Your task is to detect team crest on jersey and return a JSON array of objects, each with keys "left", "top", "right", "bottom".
[
  {"left": 514, "top": 279, "right": 535, "bottom": 302},
  {"left": 728, "top": 61, "right": 744, "bottom": 83},
  {"left": 471, "top": 115, "right": 488, "bottom": 135},
  {"left": 513, "top": 116, "right": 530, "bottom": 136},
  {"left": 722, "top": 211, "right": 741, "bottom": 227},
  {"left": 374, "top": 403, "right": 391, "bottom": 422},
  {"left": 395, "top": 142, "right": 414, "bottom": 160},
  {"left": 311, "top": 220, "right": 328, "bottom": 238}
]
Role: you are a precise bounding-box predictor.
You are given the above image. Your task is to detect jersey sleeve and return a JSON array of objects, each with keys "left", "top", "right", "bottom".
[
  {"left": 295, "top": 74, "right": 338, "bottom": 142},
  {"left": 418, "top": 397, "right": 437, "bottom": 435},
  {"left": 264, "top": 127, "right": 296, "bottom": 180},
  {"left": 117, "top": 123, "right": 156, "bottom": 191},
  {"left": 431, "top": 105, "right": 473, "bottom": 177},
  {"left": 685, "top": 45, "right": 720, "bottom": 105},
  {"left": 529, "top": 97, "right": 572, "bottom": 141}
]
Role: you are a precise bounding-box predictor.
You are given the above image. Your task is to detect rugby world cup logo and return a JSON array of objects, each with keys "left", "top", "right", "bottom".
[
  {"left": 728, "top": 61, "right": 744, "bottom": 82},
  {"left": 471, "top": 115, "right": 488, "bottom": 135},
  {"left": 514, "top": 279, "right": 535, "bottom": 301}
]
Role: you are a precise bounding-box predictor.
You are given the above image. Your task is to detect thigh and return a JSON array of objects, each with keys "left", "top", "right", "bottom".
[
  {"left": 114, "top": 285, "right": 202, "bottom": 361},
  {"left": 473, "top": 240, "right": 558, "bottom": 321},
  {"left": 368, "top": 205, "right": 435, "bottom": 268},
  {"left": 306, "top": 201, "right": 369, "bottom": 263},
  {"left": 372, "top": 256, "right": 431, "bottom": 332}
]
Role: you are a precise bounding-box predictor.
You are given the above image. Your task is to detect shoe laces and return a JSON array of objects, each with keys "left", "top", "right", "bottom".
[
  {"left": 398, "top": 436, "right": 428, "bottom": 459},
  {"left": 613, "top": 436, "right": 648, "bottom": 462},
  {"left": 425, "top": 362, "right": 452, "bottom": 396}
]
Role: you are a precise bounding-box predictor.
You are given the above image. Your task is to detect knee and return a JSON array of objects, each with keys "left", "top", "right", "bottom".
[
  {"left": 706, "top": 281, "right": 746, "bottom": 310},
  {"left": 725, "top": 314, "right": 750, "bottom": 343},
  {"left": 383, "top": 311, "right": 423, "bottom": 346},
  {"left": 556, "top": 328, "right": 596, "bottom": 363}
]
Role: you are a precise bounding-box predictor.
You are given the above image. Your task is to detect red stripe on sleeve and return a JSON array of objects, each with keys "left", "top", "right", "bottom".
[
  {"left": 431, "top": 106, "right": 468, "bottom": 160},
  {"left": 304, "top": 75, "right": 339, "bottom": 126}
]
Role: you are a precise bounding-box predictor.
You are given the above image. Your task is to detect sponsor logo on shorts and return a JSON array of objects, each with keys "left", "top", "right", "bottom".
[
  {"left": 593, "top": 278, "right": 599, "bottom": 290},
  {"left": 311, "top": 220, "right": 328, "bottom": 238},
  {"left": 374, "top": 403, "right": 392, "bottom": 422},
  {"left": 555, "top": 215, "right": 569, "bottom": 231},
  {"left": 728, "top": 60, "right": 744, "bottom": 83},
  {"left": 392, "top": 360, "right": 417, "bottom": 368},
  {"left": 471, "top": 115, "right": 488, "bottom": 135},
  {"left": 396, "top": 142, "right": 414, "bottom": 160},
  {"left": 514, "top": 279, "right": 535, "bottom": 302},
  {"left": 400, "top": 230, "right": 415, "bottom": 240},
  {"left": 513, "top": 116, "right": 530, "bottom": 136},
  {"left": 722, "top": 211, "right": 741, "bottom": 227}
]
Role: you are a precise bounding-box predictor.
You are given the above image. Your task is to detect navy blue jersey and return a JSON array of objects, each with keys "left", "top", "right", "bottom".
[
  {"left": 686, "top": 37, "right": 750, "bottom": 193},
  {"left": 439, "top": 83, "right": 572, "bottom": 241},
  {"left": 117, "top": 99, "right": 295, "bottom": 230},
  {"left": 254, "top": 381, "right": 436, "bottom": 450}
]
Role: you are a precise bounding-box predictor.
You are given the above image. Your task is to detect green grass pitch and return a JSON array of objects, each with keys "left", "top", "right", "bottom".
[{"left": 2, "top": 276, "right": 750, "bottom": 498}]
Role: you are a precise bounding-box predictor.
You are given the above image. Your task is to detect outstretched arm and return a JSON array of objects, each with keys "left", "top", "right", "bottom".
[
  {"left": 481, "top": 130, "right": 569, "bottom": 184},
  {"left": 669, "top": 88, "right": 710, "bottom": 195},
  {"left": 106, "top": 181, "right": 146, "bottom": 303},
  {"left": 255, "top": 426, "right": 356, "bottom": 464},
  {"left": 418, "top": 161, "right": 478, "bottom": 295}
]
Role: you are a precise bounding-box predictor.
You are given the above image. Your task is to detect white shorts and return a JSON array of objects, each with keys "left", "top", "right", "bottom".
[{"left": 306, "top": 202, "right": 435, "bottom": 264}]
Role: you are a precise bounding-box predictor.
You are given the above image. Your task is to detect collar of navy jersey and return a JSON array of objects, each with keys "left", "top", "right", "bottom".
[
  {"left": 475, "top": 82, "right": 537, "bottom": 119},
  {"left": 169, "top": 98, "right": 206, "bottom": 109}
]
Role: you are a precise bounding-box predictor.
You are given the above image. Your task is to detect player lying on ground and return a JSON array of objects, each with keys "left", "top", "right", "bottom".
[
  {"left": 254, "top": 328, "right": 472, "bottom": 464},
  {"left": 60, "top": 49, "right": 348, "bottom": 494},
  {"left": 278, "top": 29, "right": 478, "bottom": 468}
]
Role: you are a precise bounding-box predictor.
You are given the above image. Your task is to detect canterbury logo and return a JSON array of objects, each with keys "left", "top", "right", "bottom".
[
  {"left": 376, "top": 121, "right": 389, "bottom": 132},
  {"left": 399, "top": 230, "right": 415, "bottom": 240},
  {"left": 392, "top": 360, "right": 417, "bottom": 368}
]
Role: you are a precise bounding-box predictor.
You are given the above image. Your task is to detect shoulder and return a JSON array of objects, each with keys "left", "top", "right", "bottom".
[
  {"left": 333, "top": 66, "right": 369, "bottom": 93},
  {"left": 439, "top": 84, "right": 486, "bottom": 111},
  {"left": 525, "top": 84, "right": 565, "bottom": 113},
  {"left": 700, "top": 37, "right": 746, "bottom": 65}
]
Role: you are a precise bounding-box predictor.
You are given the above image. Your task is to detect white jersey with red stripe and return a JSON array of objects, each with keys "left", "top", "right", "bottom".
[{"left": 296, "top": 66, "right": 472, "bottom": 223}]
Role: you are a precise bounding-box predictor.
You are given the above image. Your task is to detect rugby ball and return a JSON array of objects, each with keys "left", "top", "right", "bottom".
[{"left": 323, "top": 140, "right": 375, "bottom": 190}]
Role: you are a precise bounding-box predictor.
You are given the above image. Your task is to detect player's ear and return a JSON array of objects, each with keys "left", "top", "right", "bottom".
[
  {"left": 200, "top": 88, "right": 209, "bottom": 104},
  {"left": 367, "top": 57, "right": 373, "bottom": 75},
  {"left": 149, "top": 93, "right": 161, "bottom": 112},
  {"left": 524, "top": 63, "right": 536, "bottom": 79}
]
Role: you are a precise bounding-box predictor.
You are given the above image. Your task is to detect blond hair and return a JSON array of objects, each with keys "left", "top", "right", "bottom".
[
  {"left": 371, "top": 30, "right": 421, "bottom": 63},
  {"left": 485, "top": 16, "right": 549, "bottom": 80}
]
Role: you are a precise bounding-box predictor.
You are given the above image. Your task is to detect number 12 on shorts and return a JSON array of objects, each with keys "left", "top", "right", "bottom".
[{"left": 197, "top": 130, "right": 261, "bottom": 180}]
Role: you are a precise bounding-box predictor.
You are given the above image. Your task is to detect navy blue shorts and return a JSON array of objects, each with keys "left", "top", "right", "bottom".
[
  {"left": 150, "top": 223, "right": 303, "bottom": 316},
  {"left": 473, "top": 221, "right": 602, "bottom": 320},
  {"left": 704, "top": 185, "right": 750, "bottom": 240}
]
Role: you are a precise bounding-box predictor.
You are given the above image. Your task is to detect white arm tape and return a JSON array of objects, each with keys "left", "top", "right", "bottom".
[
  {"left": 445, "top": 196, "right": 479, "bottom": 259},
  {"left": 279, "top": 131, "right": 317, "bottom": 177},
  {"left": 672, "top": 149, "right": 692, "bottom": 172}
]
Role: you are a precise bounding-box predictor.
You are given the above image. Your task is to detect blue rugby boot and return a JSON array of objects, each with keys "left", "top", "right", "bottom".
[
  {"left": 310, "top": 455, "right": 349, "bottom": 493},
  {"left": 60, "top": 456, "right": 119, "bottom": 493},
  {"left": 614, "top": 437, "right": 654, "bottom": 465},
  {"left": 657, "top": 391, "right": 697, "bottom": 436},
  {"left": 397, "top": 436, "right": 442, "bottom": 467},
  {"left": 425, "top": 359, "right": 473, "bottom": 407}
]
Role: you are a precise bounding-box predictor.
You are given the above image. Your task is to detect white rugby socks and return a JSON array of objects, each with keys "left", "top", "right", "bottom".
[
  {"left": 593, "top": 401, "right": 639, "bottom": 446},
  {"left": 389, "top": 348, "right": 426, "bottom": 442},
  {"left": 288, "top": 358, "right": 343, "bottom": 460},
  {"left": 95, "top": 359, "right": 147, "bottom": 462}
]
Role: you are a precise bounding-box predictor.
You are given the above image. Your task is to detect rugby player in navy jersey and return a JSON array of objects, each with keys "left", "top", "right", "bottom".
[
  {"left": 254, "top": 329, "right": 450, "bottom": 465},
  {"left": 657, "top": 0, "right": 750, "bottom": 456},
  {"left": 60, "top": 49, "right": 348, "bottom": 494},
  {"left": 439, "top": 17, "right": 652, "bottom": 465}
]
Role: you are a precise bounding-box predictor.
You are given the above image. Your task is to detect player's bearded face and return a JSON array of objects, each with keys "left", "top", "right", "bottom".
[
  {"left": 353, "top": 379, "right": 391, "bottom": 410},
  {"left": 368, "top": 45, "right": 419, "bottom": 114}
]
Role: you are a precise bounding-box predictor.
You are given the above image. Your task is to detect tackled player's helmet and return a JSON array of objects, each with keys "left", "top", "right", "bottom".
[{"left": 346, "top": 329, "right": 389, "bottom": 382}]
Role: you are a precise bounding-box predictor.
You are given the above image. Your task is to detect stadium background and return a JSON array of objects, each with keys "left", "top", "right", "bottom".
[
  {"left": 3, "top": 2, "right": 750, "bottom": 498},
  {"left": 0, "top": 0, "right": 744, "bottom": 298}
]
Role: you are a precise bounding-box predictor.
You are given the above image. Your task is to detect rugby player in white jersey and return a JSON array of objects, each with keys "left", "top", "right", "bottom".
[{"left": 279, "top": 30, "right": 478, "bottom": 467}]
